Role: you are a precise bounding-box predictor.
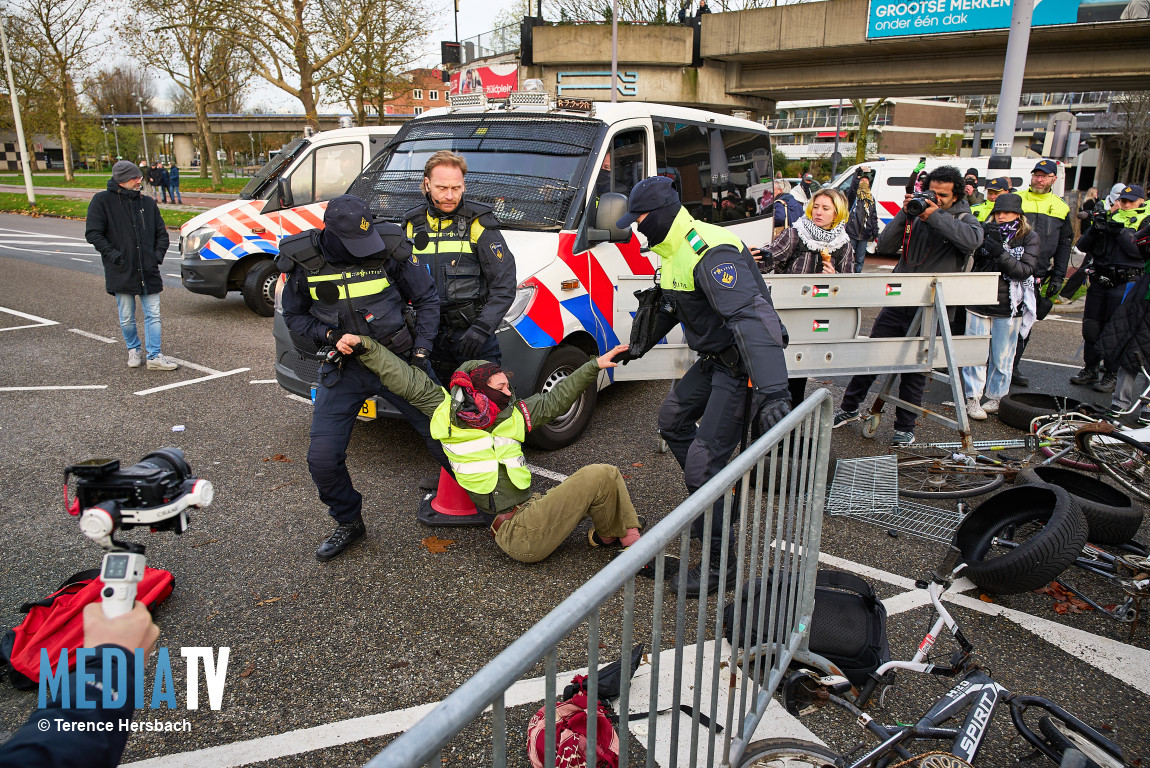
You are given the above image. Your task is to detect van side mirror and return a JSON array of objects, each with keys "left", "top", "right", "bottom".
[
  {"left": 276, "top": 177, "right": 294, "bottom": 210},
  {"left": 592, "top": 193, "right": 632, "bottom": 243}
]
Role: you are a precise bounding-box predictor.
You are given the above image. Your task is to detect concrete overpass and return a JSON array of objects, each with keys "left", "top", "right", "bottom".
[{"left": 521, "top": 6, "right": 1150, "bottom": 117}]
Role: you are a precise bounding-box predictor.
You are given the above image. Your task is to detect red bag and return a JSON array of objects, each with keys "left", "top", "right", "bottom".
[
  {"left": 527, "top": 689, "right": 620, "bottom": 768},
  {"left": 0, "top": 567, "right": 174, "bottom": 690}
]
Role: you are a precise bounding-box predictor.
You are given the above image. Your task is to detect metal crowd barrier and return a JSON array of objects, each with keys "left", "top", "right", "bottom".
[{"left": 365, "top": 388, "right": 834, "bottom": 768}]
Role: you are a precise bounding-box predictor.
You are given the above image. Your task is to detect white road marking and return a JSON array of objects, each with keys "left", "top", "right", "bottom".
[
  {"left": 70, "top": 257, "right": 91, "bottom": 262},
  {"left": 167, "top": 273, "right": 180, "bottom": 278},
  {"left": 0, "top": 239, "right": 91, "bottom": 247},
  {"left": 1045, "top": 316, "right": 1082, "bottom": 324},
  {"left": 0, "top": 305, "right": 58, "bottom": 332},
  {"left": 166, "top": 357, "right": 222, "bottom": 376},
  {"left": 134, "top": 368, "right": 249, "bottom": 396},
  {"left": 69, "top": 328, "right": 117, "bottom": 344},
  {"left": 526, "top": 464, "right": 568, "bottom": 482},
  {"left": 0, "top": 226, "right": 88, "bottom": 241},
  {"left": 249, "top": 379, "right": 278, "bottom": 384},
  {"left": 1021, "top": 358, "right": 1081, "bottom": 370},
  {"left": 286, "top": 394, "right": 313, "bottom": 406},
  {"left": 0, "top": 385, "right": 107, "bottom": 391}
]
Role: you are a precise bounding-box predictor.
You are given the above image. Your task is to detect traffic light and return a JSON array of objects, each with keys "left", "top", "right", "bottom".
[{"left": 1028, "top": 131, "right": 1047, "bottom": 156}]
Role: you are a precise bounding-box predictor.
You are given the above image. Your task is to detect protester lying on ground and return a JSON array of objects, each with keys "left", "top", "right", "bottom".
[{"left": 336, "top": 334, "right": 643, "bottom": 563}]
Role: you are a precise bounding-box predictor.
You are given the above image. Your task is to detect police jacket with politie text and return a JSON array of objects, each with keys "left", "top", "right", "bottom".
[
  {"left": 403, "top": 198, "right": 516, "bottom": 337},
  {"left": 280, "top": 224, "right": 439, "bottom": 355},
  {"left": 1018, "top": 188, "right": 1072, "bottom": 283},
  {"left": 356, "top": 339, "right": 602, "bottom": 513},
  {"left": 85, "top": 178, "right": 169, "bottom": 296},
  {"left": 649, "top": 207, "right": 790, "bottom": 402}
]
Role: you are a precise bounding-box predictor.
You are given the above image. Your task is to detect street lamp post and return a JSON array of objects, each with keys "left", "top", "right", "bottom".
[
  {"left": 0, "top": 15, "right": 35, "bottom": 203},
  {"left": 112, "top": 118, "right": 121, "bottom": 158},
  {"left": 101, "top": 122, "right": 109, "bottom": 169},
  {"left": 248, "top": 131, "right": 255, "bottom": 164},
  {"left": 137, "top": 95, "right": 150, "bottom": 165}
]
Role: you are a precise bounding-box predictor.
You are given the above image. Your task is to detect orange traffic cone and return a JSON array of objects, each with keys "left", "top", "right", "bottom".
[{"left": 417, "top": 468, "right": 489, "bottom": 527}]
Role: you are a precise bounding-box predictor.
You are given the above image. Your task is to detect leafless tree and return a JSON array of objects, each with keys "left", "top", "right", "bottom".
[
  {"left": 544, "top": 0, "right": 669, "bottom": 23},
  {"left": 223, "top": 0, "right": 380, "bottom": 130},
  {"left": 0, "top": 14, "right": 56, "bottom": 168},
  {"left": 1112, "top": 91, "right": 1150, "bottom": 188},
  {"left": 17, "top": 0, "right": 100, "bottom": 180},
  {"left": 120, "top": 0, "right": 249, "bottom": 186},
  {"left": 850, "top": 97, "right": 888, "bottom": 165},
  {"left": 328, "top": 0, "right": 432, "bottom": 125},
  {"left": 84, "top": 65, "right": 158, "bottom": 116}
]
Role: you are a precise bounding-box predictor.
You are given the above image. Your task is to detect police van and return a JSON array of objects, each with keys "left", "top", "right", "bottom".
[
  {"left": 272, "top": 94, "right": 776, "bottom": 449},
  {"left": 826, "top": 156, "right": 1067, "bottom": 235},
  {"left": 179, "top": 126, "right": 400, "bottom": 316}
]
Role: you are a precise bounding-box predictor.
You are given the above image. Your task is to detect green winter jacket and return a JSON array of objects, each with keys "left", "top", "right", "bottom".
[{"left": 357, "top": 339, "right": 601, "bottom": 512}]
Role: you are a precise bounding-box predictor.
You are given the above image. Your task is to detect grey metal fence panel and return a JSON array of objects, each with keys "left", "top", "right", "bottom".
[{"left": 365, "top": 389, "right": 834, "bottom": 768}]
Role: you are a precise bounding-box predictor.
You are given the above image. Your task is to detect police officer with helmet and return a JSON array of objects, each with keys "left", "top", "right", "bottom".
[
  {"left": 617, "top": 176, "right": 792, "bottom": 598},
  {"left": 403, "top": 151, "right": 517, "bottom": 380},
  {"left": 1072, "top": 184, "right": 1150, "bottom": 392},
  {"left": 280, "top": 194, "right": 447, "bottom": 561}
]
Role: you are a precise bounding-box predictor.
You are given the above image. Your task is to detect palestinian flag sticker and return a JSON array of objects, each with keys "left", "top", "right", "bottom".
[
  {"left": 812, "top": 284, "right": 830, "bottom": 297},
  {"left": 812, "top": 319, "right": 830, "bottom": 333},
  {"left": 885, "top": 283, "right": 902, "bottom": 296}
]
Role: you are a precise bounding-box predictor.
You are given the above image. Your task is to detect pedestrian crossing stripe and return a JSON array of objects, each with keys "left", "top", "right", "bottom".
[
  {"left": 812, "top": 319, "right": 830, "bottom": 332},
  {"left": 886, "top": 284, "right": 902, "bottom": 296},
  {"left": 812, "top": 284, "right": 829, "bottom": 297}
]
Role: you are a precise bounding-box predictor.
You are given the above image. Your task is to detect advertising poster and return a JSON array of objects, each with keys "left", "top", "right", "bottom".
[
  {"left": 868, "top": 0, "right": 1080, "bottom": 38},
  {"left": 449, "top": 63, "right": 520, "bottom": 99}
]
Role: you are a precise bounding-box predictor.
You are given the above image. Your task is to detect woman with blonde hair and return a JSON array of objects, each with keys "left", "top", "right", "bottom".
[
  {"left": 756, "top": 187, "right": 854, "bottom": 404},
  {"left": 962, "top": 192, "right": 1040, "bottom": 420}
]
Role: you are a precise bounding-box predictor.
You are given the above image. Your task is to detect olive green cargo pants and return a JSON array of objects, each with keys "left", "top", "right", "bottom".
[{"left": 494, "top": 464, "right": 641, "bottom": 563}]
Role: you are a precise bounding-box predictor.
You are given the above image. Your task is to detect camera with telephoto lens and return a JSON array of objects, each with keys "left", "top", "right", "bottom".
[{"left": 905, "top": 190, "right": 938, "bottom": 217}]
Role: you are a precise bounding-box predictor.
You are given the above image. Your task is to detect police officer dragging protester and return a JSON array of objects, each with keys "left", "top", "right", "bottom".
[
  {"left": 404, "top": 151, "right": 517, "bottom": 380},
  {"left": 615, "top": 176, "right": 792, "bottom": 598},
  {"left": 1072, "top": 184, "right": 1150, "bottom": 393},
  {"left": 330, "top": 333, "right": 644, "bottom": 563},
  {"left": 280, "top": 194, "right": 447, "bottom": 561}
]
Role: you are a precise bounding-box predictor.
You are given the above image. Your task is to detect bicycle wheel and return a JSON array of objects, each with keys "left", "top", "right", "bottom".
[
  {"left": 953, "top": 485, "right": 1087, "bottom": 594},
  {"left": 1078, "top": 428, "right": 1150, "bottom": 504},
  {"left": 897, "top": 447, "right": 1007, "bottom": 499},
  {"left": 1035, "top": 417, "right": 1100, "bottom": 471},
  {"left": 739, "top": 738, "right": 840, "bottom": 768},
  {"left": 1038, "top": 716, "right": 1125, "bottom": 768}
]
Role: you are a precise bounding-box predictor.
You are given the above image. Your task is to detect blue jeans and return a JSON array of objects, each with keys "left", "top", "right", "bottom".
[
  {"left": 962, "top": 311, "right": 1021, "bottom": 401},
  {"left": 115, "top": 292, "right": 162, "bottom": 359},
  {"left": 169, "top": 183, "right": 181, "bottom": 204},
  {"left": 852, "top": 239, "right": 868, "bottom": 273}
]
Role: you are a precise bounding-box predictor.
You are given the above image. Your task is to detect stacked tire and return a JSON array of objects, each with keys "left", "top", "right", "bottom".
[{"left": 953, "top": 469, "right": 1144, "bottom": 594}]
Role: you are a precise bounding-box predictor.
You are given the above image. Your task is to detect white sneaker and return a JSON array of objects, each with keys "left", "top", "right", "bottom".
[
  {"left": 983, "top": 399, "right": 1000, "bottom": 414},
  {"left": 127, "top": 348, "right": 143, "bottom": 368},
  {"left": 146, "top": 354, "right": 179, "bottom": 371},
  {"left": 966, "top": 397, "right": 987, "bottom": 420}
]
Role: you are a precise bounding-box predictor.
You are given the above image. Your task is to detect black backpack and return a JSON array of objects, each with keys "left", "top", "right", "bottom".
[{"left": 722, "top": 568, "right": 890, "bottom": 687}]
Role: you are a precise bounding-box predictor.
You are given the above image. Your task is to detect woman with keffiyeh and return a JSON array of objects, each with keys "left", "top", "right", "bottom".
[
  {"left": 331, "top": 334, "right": 644, "bottom": 563},
  {"left": 961, "top": 192, "right": 1039, "bottom": 421},
  {"left": 754, "top": 187, "right": 854, "bottom": 405}
]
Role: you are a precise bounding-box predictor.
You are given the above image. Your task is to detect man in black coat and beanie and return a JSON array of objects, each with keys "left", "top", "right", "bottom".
[{"left": 85, "top": 160, "right": 179, "bottom": 370}]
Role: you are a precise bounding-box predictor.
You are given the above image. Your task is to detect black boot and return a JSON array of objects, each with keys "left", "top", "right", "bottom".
[
  {"left": 674, "top": 555, "right": 739, "bottom": 598},
  {"left": 1069, "top": 366, "right": 1100, "bottom": 386},
  {"left": 1011, "top": 368, "right": 1029, "bottom": 387},
  {"left": 1094, "top": 370, "right": 1118, "bottom": 393},
  {"left": 316, "top": 518, "right": 366, "bottom": 561},
  {"left": 418, "top": 474, "right": 440, "bottom": 492}
]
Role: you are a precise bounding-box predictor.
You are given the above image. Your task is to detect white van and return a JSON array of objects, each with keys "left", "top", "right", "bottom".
[
  {"left": 827, "top": 156, "right": 1067, "bottom": 234},
  {"left": 273, "top": 96, "right": 776, "bottom": 449},
  {"left": 179, "top": 126, "right": 400, "bottom": 316}
]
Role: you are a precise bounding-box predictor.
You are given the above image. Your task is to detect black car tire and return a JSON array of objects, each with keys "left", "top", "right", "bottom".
[
  {"left": 524, "top": 344, "right": 597, "bottom": 451},
  {"left": 1013, "top": 465, "right": 1142, "bottom": 545},
  {"left": 242, "top": 259, "right": 279, "bottom": 317},
  {"left": 997, "top": 393, "right": 1084, "bottom": 432}
]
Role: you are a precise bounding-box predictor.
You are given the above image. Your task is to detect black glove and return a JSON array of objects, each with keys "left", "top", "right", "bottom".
[
  {"left": 982, "top": 238, "right": 1006, "bottom": 259},
  {"left": 325, "top": 328, "right": 345, "bottom": 346},
  {"left": 457, "top": 327, "right": 489, "bottom": 360},
  {"left": 412, "top": 347, "right": 430, "bottom": 361},
  {"left": 1045, "top": 278, "right": 1063, "bottom": 297},
  {"left": 759, "top": 397, "right": 792, "bottom": 434}
]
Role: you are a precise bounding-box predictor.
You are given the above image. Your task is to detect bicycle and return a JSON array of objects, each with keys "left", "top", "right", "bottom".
[{"left": 741, "top": 550, "right": 1130, "bottom": 768}]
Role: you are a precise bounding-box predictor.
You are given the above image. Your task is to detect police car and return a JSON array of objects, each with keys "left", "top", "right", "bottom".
[
  {"left": 179, "top": 127, "right": 400, "bottom": 316},
  {"left": 273, "top": 92, "right": 777, "bottom": 450}
]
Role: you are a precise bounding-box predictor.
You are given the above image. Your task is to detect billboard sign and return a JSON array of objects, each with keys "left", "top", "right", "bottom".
[
  {"left": 867, "top": 0, "right": 1080, "bottom": 38},
  {"left": 449, "top": 63, "right": 519, "bottom": 99}
]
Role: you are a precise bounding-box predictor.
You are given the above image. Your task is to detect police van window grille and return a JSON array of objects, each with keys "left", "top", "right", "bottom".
[
  {"left": 400, "top": 116, "right": 599, "bottom": 151},
  {"left": 348, "top": 171, "right": 578, "bottom": 231}
]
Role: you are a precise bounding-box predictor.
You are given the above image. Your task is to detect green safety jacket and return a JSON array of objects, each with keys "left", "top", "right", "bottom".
[
  {"left": 430, "top": 392, "right": 531, "bottom": 495},
  {"left": 970, "top": 201, "right": 994, "bottom": 223},
  {"left": 1018, "top": 188, "right": 1072, "bottom": 282},
  {"left": 1114, "top": 204, "right": 1149, "bottom": 231}
]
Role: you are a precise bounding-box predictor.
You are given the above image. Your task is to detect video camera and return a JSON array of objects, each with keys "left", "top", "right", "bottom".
[
  {"left": 65, "top": 448, "right": 213, "bottom": 618},
  {"left": 905, "top": 190, "right": 938, "bottom": 218},
  {"left": 1077, "top": 198, "right": 1120, "bottom": 231}
]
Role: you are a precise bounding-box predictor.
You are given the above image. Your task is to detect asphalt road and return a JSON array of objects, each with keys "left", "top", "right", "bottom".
[{"left": 0, "top": 212, "right": 1146, "bottom": 767}]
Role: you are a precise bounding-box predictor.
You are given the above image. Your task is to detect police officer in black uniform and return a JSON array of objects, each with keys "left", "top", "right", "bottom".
[
  {"left": 1073, "top": 184, "right": 1149, "bottom": 393},
  {"left": 617, "top": 177, "right": 792, "bottom": 597},
  {"left": 403, "top": 150, "right": 517, "bottom": 380},
  {"left": 281, "top": 195, "right": 446, "bottom": 561}
]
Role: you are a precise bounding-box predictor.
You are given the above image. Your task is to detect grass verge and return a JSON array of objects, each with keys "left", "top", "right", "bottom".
[
  {"left": 0, "top": 192, "right": 199, "bottom": 230},
  {"left": 0, "top": 173, "right": 248, "bottom": 194}
]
